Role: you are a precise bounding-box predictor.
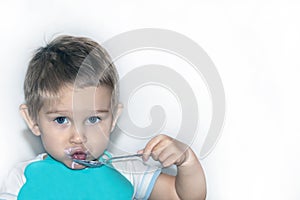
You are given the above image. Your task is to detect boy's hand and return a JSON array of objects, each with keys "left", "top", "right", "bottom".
[
  {"left": 139, "top": 134, "right": 207, "bottom": 200},
  {"left": 138, "top": 134, "right": 193, "bottom": 168}
]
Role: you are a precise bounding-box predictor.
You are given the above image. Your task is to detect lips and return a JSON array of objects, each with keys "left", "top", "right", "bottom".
[
  {"left": 71, "top": 151, "right": 87, "bottom": 160},
  {"left": 65, "top": 147, "right": 88, "bottom": 160}
]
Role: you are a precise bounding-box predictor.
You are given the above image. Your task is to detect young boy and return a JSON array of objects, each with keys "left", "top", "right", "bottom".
[{"left": 0, "top": 35, "right": 206, "bottom": 199}]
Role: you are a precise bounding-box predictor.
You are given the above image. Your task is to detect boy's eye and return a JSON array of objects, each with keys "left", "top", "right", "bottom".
[
  {"left": 54, "top": 117, "right": 69, "bottom": 124},
  {"left": 87, "top": 116, "right": 101, "bottom": 124}
]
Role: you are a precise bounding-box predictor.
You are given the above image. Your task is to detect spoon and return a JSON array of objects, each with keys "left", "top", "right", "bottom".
[{"left": 73, "top": 153, "right": 143, "bottom": 168}]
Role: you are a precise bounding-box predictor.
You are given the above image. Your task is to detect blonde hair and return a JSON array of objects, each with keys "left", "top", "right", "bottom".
[{"left": 24, "top": 35, "right": 119, "bottom": 122}]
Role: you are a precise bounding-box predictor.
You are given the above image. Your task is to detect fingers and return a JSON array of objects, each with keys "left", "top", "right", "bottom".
[
  {"left": 138, "top": 134, "right": 188, "bottom": 168},
  {"left": 139, "top": 135, "right": 168, "bottom": 161}
]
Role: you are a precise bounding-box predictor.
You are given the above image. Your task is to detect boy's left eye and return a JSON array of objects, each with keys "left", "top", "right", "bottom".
[{"left": 86, "top": 116, "right": 101, "bottom": 124}]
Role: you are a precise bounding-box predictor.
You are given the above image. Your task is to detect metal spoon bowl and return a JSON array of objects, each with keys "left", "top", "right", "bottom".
[{"left": 73, "top": 153, "right": 143, "bottom": 168}]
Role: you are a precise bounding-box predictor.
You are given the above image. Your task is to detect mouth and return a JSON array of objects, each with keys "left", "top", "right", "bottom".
[
  {"left": 65, "top": 147, "right": 88, "bottom": 160},
  {"left": 71, "top": 151, "right": 87, "bottom": 160},
  {"left": 64, "top": 147, "right": 97, "bottom": 169}
]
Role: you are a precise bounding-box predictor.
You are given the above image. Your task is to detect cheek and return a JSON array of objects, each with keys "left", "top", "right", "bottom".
[
  {"left": 86, "top": 135, "right": 109, "bottom": 158},
  {"left": 39, "top": 128, "right": 66, "bottom": 152},
  {"left": 86, "top": 126, "right": 111, "bottom": 150},
  {"left": 40, "top": 135, "right": 59, "bottom": 154},
  {"left": 86, "top": 127, "right": 111, "bottom": 142},
  {"left": 92, "top": 121, "right": 113, "bottom": 136}
]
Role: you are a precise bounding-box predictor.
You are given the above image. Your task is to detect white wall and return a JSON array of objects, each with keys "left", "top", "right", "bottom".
[{"left": 0, "top": 1, "right": 299, "bottom": 199}]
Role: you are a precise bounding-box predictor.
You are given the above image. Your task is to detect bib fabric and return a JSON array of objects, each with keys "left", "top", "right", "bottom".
[{"left": 18, "top": 155, "right": 134, "bottom": 200}]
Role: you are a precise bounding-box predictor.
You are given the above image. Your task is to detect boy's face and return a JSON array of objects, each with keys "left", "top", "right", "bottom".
[{"left": 21, "top": 85, "right": 120, "bottom": 170}]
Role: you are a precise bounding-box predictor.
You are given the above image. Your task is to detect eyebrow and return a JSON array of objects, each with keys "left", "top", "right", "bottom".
[{"left": 45, "top": 109, "right": 109, "bottom": 115}]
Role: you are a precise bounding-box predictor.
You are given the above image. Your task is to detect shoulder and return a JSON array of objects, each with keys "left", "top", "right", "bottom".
[
  {"left": 0, "top": 153, "right": 46, "bottom": 199},
  {"left": 12, "top": 153, "right": 46, "bottom": 176}
]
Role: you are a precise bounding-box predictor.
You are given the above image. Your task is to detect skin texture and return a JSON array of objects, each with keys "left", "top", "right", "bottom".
[
  {"left": 139, "top": 135, "right": 207, "bottom": 200},
  {"left": 20, "top": 85, "right": 206, "bottom": 199},
  {"left": 20, "top": 85, "right": 121, "bottom": 170}
]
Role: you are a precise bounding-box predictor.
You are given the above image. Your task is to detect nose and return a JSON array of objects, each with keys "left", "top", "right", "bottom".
[{"left": 69, "top": 126, "right": 87, "bottom": 144}]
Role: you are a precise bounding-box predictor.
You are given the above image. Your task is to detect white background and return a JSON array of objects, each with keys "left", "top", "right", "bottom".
[{"left": 0, "top": 0, "right": 298, "bottom": 199}]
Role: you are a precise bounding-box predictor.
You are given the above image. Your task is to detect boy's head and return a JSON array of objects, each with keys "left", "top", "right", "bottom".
[
  {"left": 23, "top": 35, "right": 119, "bottom": 123},
  {"left": 20, "top": 35, "right": 122, "bottom": 169}
]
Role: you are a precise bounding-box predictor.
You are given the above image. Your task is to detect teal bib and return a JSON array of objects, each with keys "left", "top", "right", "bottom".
[{"left": 18, "top": 155, "right": 133, "bottom": 200}]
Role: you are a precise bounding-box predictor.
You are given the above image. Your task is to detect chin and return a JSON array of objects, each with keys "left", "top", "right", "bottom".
[{"left": 66, "top": 160, "right": 87, "bottom": 170}]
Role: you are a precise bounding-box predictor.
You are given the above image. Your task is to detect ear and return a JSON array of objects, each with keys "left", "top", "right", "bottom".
[
  {"left": 111, "top": 103, "right": 123, "bottom": 132},
  {"left": 19, "top": 104, "right": 41, "bottom": 136}
]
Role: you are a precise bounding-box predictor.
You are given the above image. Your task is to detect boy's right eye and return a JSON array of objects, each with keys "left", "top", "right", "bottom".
[{"left": 54, "top": 117, "right": 69, "bottom": 125}]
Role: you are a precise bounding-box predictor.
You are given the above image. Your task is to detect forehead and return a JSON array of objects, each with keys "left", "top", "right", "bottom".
[{"left": 41, "top": 86, "right": 113, "bottom": 112}]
